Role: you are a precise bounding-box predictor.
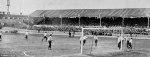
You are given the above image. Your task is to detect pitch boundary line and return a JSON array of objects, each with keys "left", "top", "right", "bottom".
[{"left": 53, "top": 53, "right": 88, "bottom": 57}]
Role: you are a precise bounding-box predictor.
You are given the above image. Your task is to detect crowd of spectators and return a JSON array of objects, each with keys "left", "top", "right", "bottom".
[
  {"left": 31, "top": 25, "right": 150, "bottom": 36},
  {"left": 32, "top": 25, "right": 82, "bottom": 32}
]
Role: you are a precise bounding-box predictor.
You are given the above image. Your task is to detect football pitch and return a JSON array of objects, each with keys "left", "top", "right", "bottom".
[{"left": 0, "top": 33, "right": 150, "bottom": 57}]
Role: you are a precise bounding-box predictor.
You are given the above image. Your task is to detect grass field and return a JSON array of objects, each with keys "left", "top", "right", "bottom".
[{"left": 0, "top": 33, "right": 150, "bottom": 57}]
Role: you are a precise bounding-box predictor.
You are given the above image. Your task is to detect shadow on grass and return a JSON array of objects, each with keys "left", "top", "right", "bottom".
[
  {"left": 85, "top": 50, "right": 150, "bottom": 57},
  {"left": 0, "top": 48, "right": 27, "bottom": 57}
]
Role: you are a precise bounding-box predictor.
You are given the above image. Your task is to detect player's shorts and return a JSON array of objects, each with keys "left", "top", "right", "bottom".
[
  {"left": 127, "top": 41, "right": 130, "bottom": 48},
  {"left": 44, "top": 36, "right": 47, "bottom": 38},
  {"left": 95, "top": 39, "right": 98, "bottom": 43},
  {"left": 0, "top": 35, "right": 1, "bottom": 41},
  {"left": 0, "top": 35, "right": 1, "bottom": 39},
  {"left": 118, "top": 41, "right": 121, "bottom": 49},
  {"left": 48, "top": 41, "right": 52, "bottom": 44},
  {"left": 128, "top": 42, "right": 132, "bottom": 49},
  {"left": 80, "top": 39, "right": 86, "bottom": 44},
  {"left": 25, "top": 35, "right": 28, "bottom": 39},
  {"left": 83, "top": 40, "right": 86, "bottom": 44}
]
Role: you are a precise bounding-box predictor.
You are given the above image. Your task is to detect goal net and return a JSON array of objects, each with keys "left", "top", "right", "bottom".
[
  {"left": 80, "top": 27, "right": 150, "bottom": 55},
  {"left": 81, "top": 27, "right": 122, "bottom": 37},
  {"left": 80, "top": 27, "right": 124, "bottom": 54}
]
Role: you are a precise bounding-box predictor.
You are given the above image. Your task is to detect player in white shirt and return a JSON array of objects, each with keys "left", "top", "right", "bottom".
[
  {"left": 69, "top": 31, "right": 71, "bottom": 37},
  {"left": 42, "top": 32, "right": 48, "bottom": 42},
  {"left": 80, "top": 36, "right": 87, "bottom": 46},
  {"left": 25, "top": 32, "right": 29, "bottom": 40},
  {"left": 127, "top": 38, "right": 133, "bottom": 49},
  {"left": 47, "top": 34, "right": 53, "bottom": 50},
  {"left": 94, "top": 35, "right": 98, "bottom": 47},
  {"left": 117, "top": 36, "right": 124, "bottom": 50}
]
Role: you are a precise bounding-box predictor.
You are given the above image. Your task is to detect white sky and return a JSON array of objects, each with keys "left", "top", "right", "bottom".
[{"left": 0, "top": 0, "right": 150, "bottom": 15}]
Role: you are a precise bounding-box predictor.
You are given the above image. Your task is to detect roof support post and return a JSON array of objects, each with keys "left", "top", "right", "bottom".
[
  {"left": 43, "top": 14, "right": 46, "bottom": 24},
  {"left": 122, "top": 17, "right": 124, "bottom": 27},
  {"left": 99, "top": 18, "right": 101, "bottom": 27},
  {"left": 147, "top": 17, "right": 149, "bottom": 29},
  {"left": 121, "top": 17, "right": 124, "bottom": 50},
  {"left": 78, "top": 15, "right": 80, "bottom": 27},
  {"left": 80, "top": 27, "right": 84, "bottom": 54},
  {"left": 99, "top": 14, "right": 101, "bottom": 27},
  {"left": 60, "top": 15, "right": 62, "bottom": 26},
  {"left": 121, "top": 27, "right": 124, "bottom": 50}
]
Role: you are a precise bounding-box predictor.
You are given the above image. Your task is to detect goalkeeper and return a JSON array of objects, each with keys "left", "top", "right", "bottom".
[
  {"left": 80, "top": 36, "right": 87, "bottom": 46},
  {"left": 117, "top": 36, "right": 124, "bottom": 50}
]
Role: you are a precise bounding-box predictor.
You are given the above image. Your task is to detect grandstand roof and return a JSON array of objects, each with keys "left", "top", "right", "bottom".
[{"left": 30, "top": 8, "right": 150, "bottom": 18}]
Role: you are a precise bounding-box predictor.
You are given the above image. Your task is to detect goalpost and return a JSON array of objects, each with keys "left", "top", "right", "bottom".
[
  {"left": 80, "top": 27, "right": 124, "bottom": 54},
  {"left": 80, "top": 27, "right": 150, "bottom": 54}
]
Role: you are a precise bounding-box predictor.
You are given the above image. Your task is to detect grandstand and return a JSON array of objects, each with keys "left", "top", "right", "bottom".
[
  {"left": 30, "top": 8, "right": 150, "bottom": 27},
  {"left": 0, "top": 8, "right": 150, "bottom": 57}
]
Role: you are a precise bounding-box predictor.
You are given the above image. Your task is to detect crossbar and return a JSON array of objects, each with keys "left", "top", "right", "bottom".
[{"left": 82, "top": 27, "right": 123, "bottom": 30}]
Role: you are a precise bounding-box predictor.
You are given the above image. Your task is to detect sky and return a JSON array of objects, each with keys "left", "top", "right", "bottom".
[{"left": 0, "top": 0, "right": 150, "bottom": 15}]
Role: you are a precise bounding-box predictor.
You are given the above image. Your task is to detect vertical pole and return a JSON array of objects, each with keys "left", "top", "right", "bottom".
[
  {"left": 78, "top": 15, "right": 80, "bottom": 27},
  {"left": 7, "top": 6, "right": 10, "bottom": 14},
  {"left": 121, "top": 17, "right": 124, "bottom": 50},
  {"left": 80, "top": 27, "right": 84, "bottom": 54},
  {"left": 60, "top": 15, "right": 62, "bottom": 26},
  {"left": 100, "top": 18, "right": 101, "bottom": 27},
  {"left": 90, "top": 37, "right": 94, "bottom": 54},
  {"left": 147, "top": 17, "right": 149, "bottom": 29},
  {"left": 43, "top": 14, "right": 45, "bottom": 25},
  {"left": 121, "top": 27, "right": 123, "bottom": 50},
  {"left": 7, "top": 0, "right": 10, "bottom": 14},
  {"left": 122, "top": 18, "right": 124, "bottom": 27},
  {"left": 81, "top": 28, "right": 84, "bottom": 37},
  {"left": 27, "top": 18, "right": 29, "bottom": 29},
  {"left": 99, "top": 14, "right": 101, "bottom": 27}
]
